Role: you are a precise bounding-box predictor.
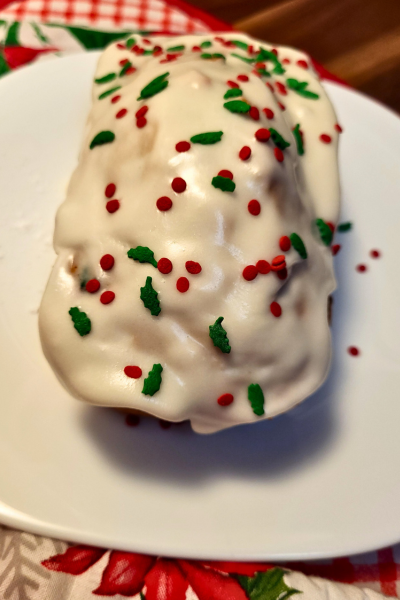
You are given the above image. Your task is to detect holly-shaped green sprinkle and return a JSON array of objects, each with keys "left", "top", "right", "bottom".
[
  {"left": 98, "top": 86, "right": 121, "bottom": 100},
  {"left": 212, "top": 176, "right": 236, "bottom": 192},
  {"left": 119, "top": 61, "right": 133, "bottom": 76},
  {"left": 248, "top": 383, "right": 265, "bottom": 416},
  {"left": 256, "top": 47, "right": 285, "bottom": 74},
  {"left": 231, "top": 40, "right": 249, "bottom": 51},
  {"left": 95, "top": 73, "right": 116, "bottom": 84},
  {"left": 167, "top": 44, "right": 185, "bottom": 52},
  {"left": 201, "top": 53, "right": 225, "bottom": 60},
  {"left": 127, "top": 246, "right": 157, "bottom": 267},
  {"left": 200, "top": 40, "right": 212, "bottom": 48},
  {"left": 223, "top": 100, "right": 251, "bottom": 114},
  {"left": 316, "top": 218, "right": 333, "bottom": 246},
  {"left": 137, "top": 72, "right": 169, "bottom": 101},
  {"left": 290, "top": 233, "right": 307, "bottom": 259},
  {"left": 286, "top": 78, "right": 319, "bottom": 99},
  {"left": 292, "top": 124, "right": 304, "bottom": 156},
  {"left": 69, "top": 307, "right": 91, "bottom": 336},
  {"left": 338, "top": 221, "right": 352, "bottom": 232},
  {"left": 269, "top": 128, "right": 290, "bottom": 150},
  {"left": 224, "top": 88, "right": 243, "bottom": 99},
  {"left": 142, "top": 363, "right": 163, "bottom": 396},
  {"left": 126, "top": 37, "right": 136, "bottom": 48},
  {"left": 209, "top": 317, "right": 231, "bottom": 353},
  {"left": 89, "top": 131, "right": 115, "bottom": 150},
  {"left": 190, "top": 131, "right": 223, "bottom": 144},
  {"left": 140, "top": 276, "right": 161, "bottom": 316},
  {"left": 231, "top": 52, "right": 255, "bottom": 64}
]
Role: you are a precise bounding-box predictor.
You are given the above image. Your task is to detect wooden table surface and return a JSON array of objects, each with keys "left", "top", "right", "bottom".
[{"left": 190, "top": 0, "right": 400, "bottom": 113}]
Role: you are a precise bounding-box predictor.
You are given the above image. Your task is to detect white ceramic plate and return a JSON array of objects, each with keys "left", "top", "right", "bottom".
[{"left": 1, "top": 52, "right": 400, "bottom": 561}]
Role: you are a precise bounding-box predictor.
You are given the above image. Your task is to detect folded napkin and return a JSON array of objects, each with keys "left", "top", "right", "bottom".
[{"left": 0, "top": 2, "right": 396, "bottom": 598}]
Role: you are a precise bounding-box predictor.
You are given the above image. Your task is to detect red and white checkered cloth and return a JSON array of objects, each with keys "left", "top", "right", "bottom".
[{"left": 0, "top": 0, "right": 398, "bottom": 597}]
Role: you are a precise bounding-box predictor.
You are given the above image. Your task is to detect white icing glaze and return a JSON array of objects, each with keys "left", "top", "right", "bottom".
[{"left": 39, "top": 32, "right": 340, "bottom": 433}]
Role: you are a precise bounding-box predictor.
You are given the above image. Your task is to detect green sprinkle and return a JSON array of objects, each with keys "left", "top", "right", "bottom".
[
  {"left": 126, "top": 37, "right": 136, "bottom": 48},
  {"left": 137, "top": 72, "right": 169, "bottom": 100},
  {"left": 200, "top": 52, "right": 212, "bottom": 59},
  {"left": 286, "top": 78, "right": 319, "bottom": 99},
  {"left": 257, "top": 68, "right": 271, "bottom": 78},
  {"left": 119, "top": 61, "right": 133, "bottom": 76},
  {"left": 127, "top": 246, "right": 157, "bottom": 267},
  {"left": 224, "top": 88, "right": 243, "bottom": 99},
  {"left": 209, "top": 317, "right": 231, "bottom": 353},
  {"left": 98, "top": 86, "right": 121, "bottom": 100},
  {"left": 272, "top": 63, "right": 286, "bottom": 75},
  {"left": 290, "top": 233, "right": 307, "bottom": 259},
  {"left": 167, "top": 44, "right": 185, "bottom": 52},
  {"left": 212, "top": 176, "right": 236, "bottom": 192},
  {"left": 338, "top": 221, "right": 352, "bottom": 232},
  {"left": 231, "top": 40, "right": 249, "bottom": 51},
  {"left": 248, "top": 383, "right": 265, "bottom": 416},
  {"left": 292, "top": 124, "right": 304, "bottom": 156},
  {"left": 200, "top": 52, "right": 225, "bottom": 60},
  {"left": 256, "top": 47, "right": 285, "bottom": 74},
  {"left": 143, "top": 49, "right": 155, "bottom": 55},
  {"left": 223, "top": 100, "right": 251, "bottom": 114},
  {"left": 231, "top": 52, "right": 255, "bottom": 64},
  {"left": 69, "top": 307, "right": 91, "bottom": 336},
  {"left": 316, "top": 218, "right": 333, "bottom": 246},
  {"left": 140, "top": 276, "right": 161, "bottom": 316},
  {"left": 200, "top": 40, "right": 212, "bottom": 48},
  {"left": 89, "top": 131, "right": 115, "bottom": 150},
  {"left": 94, "top": 73, "right": 116, "bottom": 84},
  {"left": 269, "top": 128, "right": 290, "bottom": 150},
  {"left": 190, "top": 131, "right": 223, "bottom": 145},
  {"left": 142, "top": 363, "right": 163, "bottom": 396}
]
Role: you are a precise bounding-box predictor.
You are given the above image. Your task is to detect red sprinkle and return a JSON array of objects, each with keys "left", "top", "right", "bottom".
[
  {"left": 218, "top": 170, "right": 233, "bottom": 180},
  {"left": 100, "top": 291, "right": 115, "bottom": 304},
  {"left": 217, "top": 393, "right": 234, "bottom": 407},
  {"left": 271, "top": 255, "right": 286, "bottom": 271},
  {"left": 159, "top": 419, "right": 172, "bottom": 429},
  {"left": 266, "top": 82, "right": 274, "bottom": 92},
  {"left": 348, "top": 346, "right": 360, "bottom": 356},
  {"left": 86, "top": 279, "right": 100, "bottom": 293},
  {"left": 279, "top": 235, "right": 291, "bottom": 251},
  {"left": 276, "top": 82, "right": 287, "bottom": 95},
  {"left": 124, "top": 366, "right": 142, "bottom": 378},
  {"left": 271, "top": 48, "right": 278, "bottom": 56},
  {"left": 256, "top": 260, "right": 271, "bottom": 274},
  {"left": 136, "top": 106, "right": 148, "bottom": 119},
  {"left": 239, "top": 146, "right": 251, "bottom": 161},
  {"left": 335, "top": 123, "right": 343, "bottom": 133},
  {"left": 105, "top": 183, "right": 116, "bottom": 198},
  {"left": 249, "top": 106, "right": 260, "bottom": 121},
  {"left": 237, "top": 74, "right": 249, "bottom": 82},
  {"left": 156, "top": 196, "right": 173, "bottom": 211},
  {"left": 176, "top": 277, "right": 190, "bottom": 293},
  {"left": 136, "top": 117, "right": 147, "bottom": 128},
  {"left": 282, "top": 58, "right": 291, "bottom": 64},
  {"left": 227, "top": 80, "right": 239, "bottom": 88},
  {"left": 356, "top": 264, "right": 367, "bottom": 273},
  {"left": 116, "top": 43, "right": 125, "bottom": 50},
  {"left": 274, "top": 147, "right": 284, "bottom": 162},
  {"left": 263, "top": 108, "right": 274, "bottom": 119},
  {"left": 243, "top": 265, "right": 258, "bottom": 281},
  {"left": 186, "top": 261, "right": 202, "bottom": 274},
  {"left": 176, "top": 141, "right": 191, "bottom": 152},
  {"left": 106, "top": 199, "right": 120, "bottom": 213},
  {"left": 248, "top": 199, "right": 261, "bottom": 215},
  {"left": 125, "top": 67, "right": 136, "bottom": 75},
  {"left": 327, "top": 221, "right": 335, "bottom": 233},
  {"left": 153, "top": 49, "right": 163, "bottom": 57},
  {"left": 171, "top": 177, "right": 187, "bottom": 193},
  {"left": 255, "top": 128, "right": 271, "bottom": 142},
  {"left": 111, "top": 95, "right": 121, "bottom": 104},
  {"left": 296, "top": 59, "right": 308, "bottom": 69},
  {"left": 126, "top": 414, "right": 140, "bottom": 427},
  {"left": 270, "top": 301, "right": 282, "bottom": 317},
  {"left": 370, "top": 249, "right": 381, "bottom": 258},
  {"left": 332, "top": 244, "right": 341, "bottom": 256},
  {"left": 157, "top": 258, "right": 173, "bottom": 274},
  {"left": 277, "top": 268, "right": 288, "bottom": 280},
  {"left": 192, "top": 45, "right": 201, "bottom": 51},
  {"left": 320, "top": 134, "right": 332, "bottom": 144},
  {"left": 119, "top": 58, "right": 129, "bottom": 66},
  {"left": 277, "top": 102, "right": 286, "bottom": 111},
  {"left": 116, "top": 108, "right": 127, "bottom": 119},
  {"left": 100, "top": 254, "right": 115, "bottom": 270}
]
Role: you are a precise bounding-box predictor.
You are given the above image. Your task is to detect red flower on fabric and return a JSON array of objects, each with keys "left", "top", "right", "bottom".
[
  {"left": 42, "top": 546, "right": 277, "bottom": 598},
  {"left": 4, "top": 46, "right": 58, "bottom": 70}
]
